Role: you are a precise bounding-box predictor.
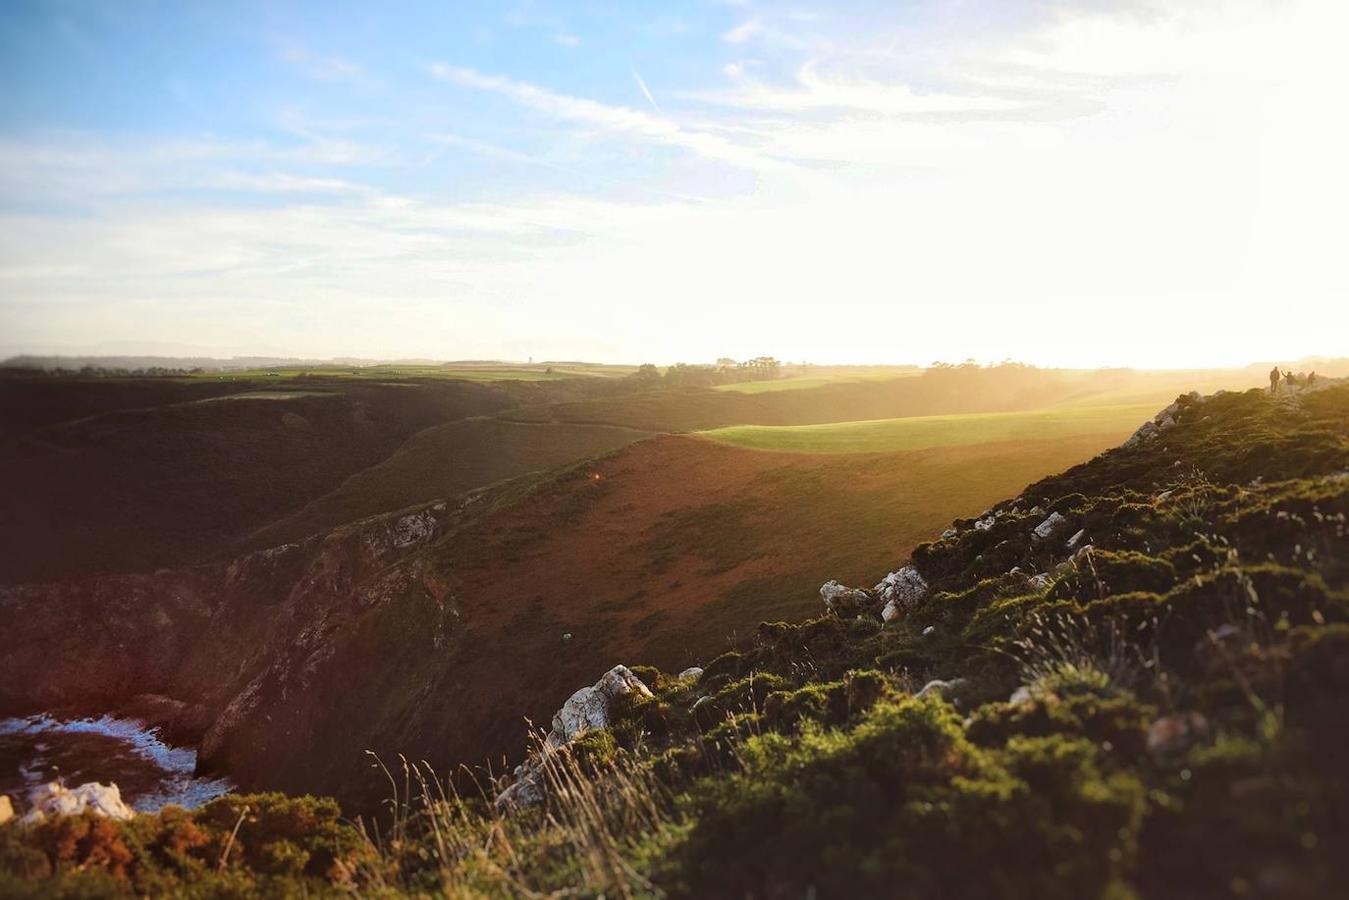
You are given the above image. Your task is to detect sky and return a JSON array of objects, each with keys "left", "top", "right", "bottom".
[{"left": 1, "top": 0, "right": 1346, "bottom": 368}]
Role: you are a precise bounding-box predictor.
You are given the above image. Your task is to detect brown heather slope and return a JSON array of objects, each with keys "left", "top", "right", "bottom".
[
  {"left": 239, "top": 417, "right": 653, "bottom": 550},
  {"left": 0, "top": 426, "right": 1133, "bottom": 809}
]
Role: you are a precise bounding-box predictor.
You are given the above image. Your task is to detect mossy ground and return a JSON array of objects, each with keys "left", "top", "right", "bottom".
[{"left": 4, "top": 386, "right": 1348, "bottom": 897}]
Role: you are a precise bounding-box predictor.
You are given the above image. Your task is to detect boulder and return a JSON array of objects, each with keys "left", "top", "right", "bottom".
[
  {"left": 1123, "top": 420, "right": 1159, "bottom": 448},
  {"left": 20, "top": 782, "right": 135, "bottom": 825},
  {"left": 875, "top": 566, "right": 928, "bottom": 622},
  {"left": 549, "top": 665, "right": 653, "bottom": 748},
  {"left": 1032, "top": 511, "right": 1066, "bottom": 541},
  {"left": 678, "top": 666, "right": 705, "bottom": 682},
  {"left": 820, "top": 580, "right": 870, "bottom": 617},
  {"left": 1064, "top": 528, "right": 1087, "bottom": 550},
  {"left": 495, "top": 665, "right": 653, "bottom": 810},
  {"left": 1123, "top": 393, "right": 1198, "bottom": 448},
  {"left": 941, "top": 528, "right": 957, "bottom": 539},
  {"left": 973, "top": 516, "right": 996, "bottom": 532}
]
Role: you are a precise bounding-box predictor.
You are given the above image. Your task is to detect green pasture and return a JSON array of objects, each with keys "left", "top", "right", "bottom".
[{"left": 699, "top": 403, "right": 1155, "bottom": 454}]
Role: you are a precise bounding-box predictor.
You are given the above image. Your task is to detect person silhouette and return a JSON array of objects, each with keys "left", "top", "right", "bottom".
[{"left": 1269, "top": 366, "right": 1281, "bottom": 394}]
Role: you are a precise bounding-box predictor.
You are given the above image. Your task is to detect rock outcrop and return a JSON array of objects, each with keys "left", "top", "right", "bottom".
[
  {"left": 875, "top": 566, "right": 928, "bottom": 622},
  {"left": 19, "top": 782, "right": 135, "bottom": 825},
  {"left": 820, "top": 580, "right": 872, "bottom": 617},
  {"left": 495, "top": 665, "right": 653, "bottom": 810},
  {"left": 1032, "top": 511, "right": 1067, "bottom": 541},
  {"left": 1123, "top": 391, "right": 1200, "bottom": 448}
]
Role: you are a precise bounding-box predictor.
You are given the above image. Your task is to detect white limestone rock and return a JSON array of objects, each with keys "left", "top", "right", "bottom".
[
  {"left": 20, "top": 782, "right": 134, "bottom": 825},
  {"left": 1123, "top": 393, "right": 1198, "bottom": 448},
  {"left": 1065, "top": 528, "right": 1086, "bottom": 549},
  {"left": 495, "top": 665, "right": 653, "bottom": 810},
  {"left": 820, "top": 580, "right": 870, "bottom": 616},
  {"left": 875, "top": 566, "right": 928, "bottom": 622},
  {"left": 549, "top": 665, "right": 653, "bottom": 747},
  {"left": 1032, "top": 511, "right": 1066, "bottom": 540},
  {"left": 678, "top": 666, "right": 704, "bottom": 682}
]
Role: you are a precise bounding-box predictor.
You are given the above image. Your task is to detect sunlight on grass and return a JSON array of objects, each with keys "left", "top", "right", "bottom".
[
  {"left": 698, "top": 403, "right": 1155, "bottom": 453},
  {"left": 714, "top": 369, "right": 921, "bottom": 394}
]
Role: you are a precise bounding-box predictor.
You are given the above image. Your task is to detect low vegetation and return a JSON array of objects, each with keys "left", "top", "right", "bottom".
[
  {"left": 6, "top": 384, "right": 1345, "bottom": 897},
  {"left": 700, "top": 402, "right": 1156, "bottom": 454}
]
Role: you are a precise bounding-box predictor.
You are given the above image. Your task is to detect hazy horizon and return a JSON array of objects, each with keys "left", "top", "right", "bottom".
[{"left": 3, "top": 0, "right": 1346, "bottom": 367}]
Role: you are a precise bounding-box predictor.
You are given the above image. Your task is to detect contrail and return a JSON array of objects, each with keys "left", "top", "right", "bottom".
[{"left": 632, "top": 68, "right": 661, "bottom": 113}]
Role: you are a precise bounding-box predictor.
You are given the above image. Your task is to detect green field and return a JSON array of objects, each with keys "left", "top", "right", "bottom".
[
  {"left": 714, "top": 367, "right": 921, "bottom": 394},
  {"left": 699, "top": 402, "right": 1155, "bottom": 453}
]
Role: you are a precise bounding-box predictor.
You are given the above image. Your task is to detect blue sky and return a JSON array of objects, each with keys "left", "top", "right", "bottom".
[{"left": 2, "top": 0, "right": 1346, "bottom": 365}]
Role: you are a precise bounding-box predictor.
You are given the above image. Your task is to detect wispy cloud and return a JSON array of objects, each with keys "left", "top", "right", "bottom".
[
  {"left": 722, "top": 19, "right": 762, "bottom": 44},
  {"left": 428, "top": 63, "right": 791, "bottom": 174},
  {"left": 632, "top": 69, "right": 661, "bottom": 112},
  {"left": 271, "top": 39, "right": 364, "bottom": 83}
]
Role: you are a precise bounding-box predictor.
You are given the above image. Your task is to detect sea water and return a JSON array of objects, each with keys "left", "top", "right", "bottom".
[{"left": 0, "top": 714, "right": 233, "bottom": 813}]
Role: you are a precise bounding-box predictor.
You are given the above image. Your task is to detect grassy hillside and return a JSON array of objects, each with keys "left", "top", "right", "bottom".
[
  {"left": 188, "top": 362, "right": 636, "bottom": 382},
  {"left": 714, "top": 367, "right": 921, "bottom": 394},
  {"left": 504, "top": 366, "right": 1266, "bottom": 433},
  {"left": 241, "top": 417, "right": 653, "bottom": 549},
  {"left": 7, "top": 384, "right": 1343, "bottom": 897},
  {"left": 701, "top": 403, "right": 1155, "bottom": 454}
]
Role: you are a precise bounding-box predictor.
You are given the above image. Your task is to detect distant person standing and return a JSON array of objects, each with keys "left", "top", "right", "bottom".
[{"left": 1270, "top": 366, "right": 1281, "bottom": 394}]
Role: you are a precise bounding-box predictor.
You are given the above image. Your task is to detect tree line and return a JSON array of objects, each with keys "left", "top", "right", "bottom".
[{"left": 626, "top": 357, "right": 782, "bottom": 389}]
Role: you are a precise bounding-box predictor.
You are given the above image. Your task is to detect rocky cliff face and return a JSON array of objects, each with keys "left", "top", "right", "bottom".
[{"left": 0, "top": 500, "right": 463, "bottom": 804}]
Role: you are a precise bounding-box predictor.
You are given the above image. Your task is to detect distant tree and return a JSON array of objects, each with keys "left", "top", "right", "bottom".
[
  {"left": 663, "top": 363, "right": 718, "bottom": 388},
  {"left": 740, "top": 356, "right": 781, "bottom": 380},
  {"left": 628, "top": 363, "right": 663, "bottom": 389}
]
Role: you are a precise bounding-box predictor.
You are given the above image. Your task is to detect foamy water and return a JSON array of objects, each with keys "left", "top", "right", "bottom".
[{"left": 0, "top": 714, "right": 234, "bottom": 812}]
